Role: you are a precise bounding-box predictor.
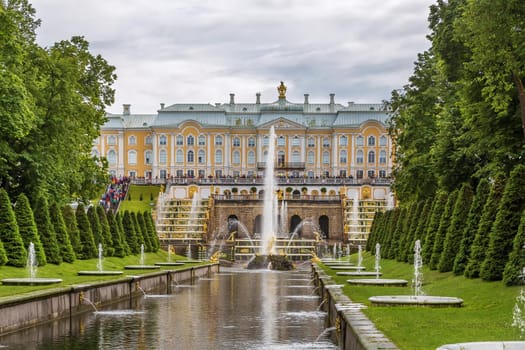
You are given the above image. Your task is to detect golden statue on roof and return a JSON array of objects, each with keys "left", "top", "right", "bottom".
[{"left": 277, "top": 81, "right": 287, "bottom": 98}]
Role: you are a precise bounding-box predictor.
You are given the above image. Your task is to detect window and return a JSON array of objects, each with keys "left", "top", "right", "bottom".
[
  {"left": 356, "top": 170, "right": 363, "bottom": 179},
  {"left": 292, "top": 151, "right": 300, "bottom": 163},
  {"left": 176, "top": 150, "right": 183, "bottom": 163},
  {"left": 339, "top": 170, "right": 347, "bottom": 177},
  {"left": 368, "top": 170, "right": 375, "bottom": 178},
  {"left": 277, "top": 136, "right": 285, "bottom": 146},
  {"left": 159, "top": 135, "right": 167, "bottom": 145},
  {"left": 107, "top": 150, "right": 116, "bottom": 164},
  {"left": 277, "top": 151, "right": 285, "bottom": 166},
  {"left": 339, "top": 135, "right": 348, "bottom": 146},
  {"left": 145, "top": 151, "right": 152, "bottom": 165},
  {"left": 107, "top": 135, "right": 116, "bottom": 145},
  {"left": 187, "top": 135, "right": 194, "bottom": 146},
  {"left": 339, "top": 150, "right": 347, "bottom": 164},
  {"left": 160, "top": 170, "right": 167, "bottom": 179},
  {"left": 307, "top": 151, "right": 315, "bottom": 164},
  {"left": 356, "top": 150, "right": 364, "bottom": 164},
  {"left": 215, "top": 135, "right": 223, "bottom": 146},
  {"left": 198, "top": 150, "right": 205, "bottom": 164},
  {"left": 176, "top": 135, "right": 183, "bottom": 145},
  {"left": 248, "top": 137, "right": 256, "bottom": 147},
  {"left": 307, "top": 137, "right": 315, "bottom": 147},
  {"left": 368, "top": 150, "right": 375, "bottom": 164},
  {"left": 323, "top": 138, "right": 330, "bottom": 148},
  {"left": 379, "top": 135, "right": 387, "bottom": 146},
  {"left": 379, "top": 150, "right": 387, "bottom": 164},
  {"left": 292, "top": 136, "right": 300, "bottom": 146},
  {"left": 322, "top": 151, "right": 330, "bottom": 164},
  {"left": 145, "top": 135, "right": 152, "bottom": 144},
  {"left": 198, "top": 170, "right": 205, "bottom": 178},
  {"left": 233, "top": 151, "right": 241, "bottom": 165},
  {"left": 187, "top": 169, "right": 194, "bottom": 178},
  {"left": 356, "top": 135, "right": 364, "bottom": 146},
  {"left": 307, "top": 171, "right": 314, "bottom": 178},
  {"left": 159, "top": 149, "right": 167, "bottom": 164},
  {"left": 263, "top": 136, "right": 269, "bottom": 146},
  {"left": 368, "top": 136, "right": 376, "bottom": 146},
  {"left": 379, "top": 170, "right": 387, "bottom": 178},
  {"left": 176, "top": 170, "right": 183, "bottom": 177},
  {"left": 215, "top": 149, "right": 223, "bottom": 164},
  {"left": 128, "top": 136, "right": 136, "bottom": 145},
  {"left": 247, "top": 151, "right": 255, "bottom": 165},
  {"left": 198, "top": 135, "right": 206, "bottom": 146},
  {"left": 233, "top": 137, "right": 240, "bottom": 147},
  {"left": 187, "top": 150, "right": 194, "bottom": 163}
]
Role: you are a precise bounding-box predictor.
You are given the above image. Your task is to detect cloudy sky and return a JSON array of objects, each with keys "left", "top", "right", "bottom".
[{"left": 31, "top": 0, "right": 434, "bottom": 114}]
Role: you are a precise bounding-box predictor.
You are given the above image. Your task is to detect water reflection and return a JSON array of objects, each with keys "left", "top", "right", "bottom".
[{"left": 0, "top": 267, "right": 338, "bottom": 350}]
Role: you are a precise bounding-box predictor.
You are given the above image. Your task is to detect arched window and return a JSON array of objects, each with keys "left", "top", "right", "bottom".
[
  {"left": 176, "top": 149, "right": 183, "bottom": 163},
  {"left": 379, "top": 150, "right": 387, "bottom": 164},
  {"left": 277, "top": 136, "right": 285, "bottom": 146},
  {"left": 356, "top": 135, "right": 364, "bottom": 146},
  {"left": 176, "top": 135, "right": 183, "bottom": 145},
  {"left": 323, "top": 138, "right": 330, "bottom": 148},
  {"left": 128, "top": 135, "right": 136, "bottom": 145},
  {"left": 145, "top": 135, "right": 152, "bottom": 144},
  {"left": 215, "top": 135, "right": 223, "bottom": 146},
  {"left": 107, "top": 135, "right": 116, "bottom": 145},
  {"left": 307, "top": 151, "right": 315, "bottom": 164},
  {"left": 128, "top": 150, "right": 137, "bottom": 164},
  {"left": 198, "top": 150, "right": 205, "bottom": 164},
  {"left": 277, "top": 151, "right": 285, "bottom": 166},
  {"left": 339, "top": 150, "right": 347, "bottom": 164},
  {"left": 247, "top": 151, "right": 255, "bottom": 165},
  {"left": 107, "top": 150, "right": 117, "bottom": 164},
  {"left": 263, "top": 136, "right": 269, "bottom": 146},
  {"left": 215, "top": 149, "right": 223, "bottom": 164},
  {"left": 187, "top": 135, "right": 194, "bottom": 146},
  {"left": 159, "top": 149, "right": 167, "bottom": 164},
  {"left": 322, "top": 151, "right": 330, "bottom": 164},
  {"left": 368, "top": 136, "right": 376, "bottom": 146},
  {"left": 248, "top": 137, "right": 256, "bottom": 147},
  {"left": 198, "top": 135, "right": 206, "bottom": 146},
  {"left": 145, "top": 150, "right": 152, "bottom": 165},
  {"left": 292, "top": 151, "right": 300, "bottom": 163},
  {"left": 339, "top": 135, "right": 348, "bottom": 146},
  {"left": 368, "top": 150, "right": 375, "bottom": 164},
  {"left": 233, "top": 137, "right": 240, "bottom": 147},
  {"left": 159, "top": 135, "right": 167, "bottom": 145},
  {"left": 292, "top": 136, "right": 300, "bottom": 146},
  {"left": 379, "top": 135, "right": 387, "bottom": 146},
  {"left": 187, "top": 150, "right": 194, "bottom": 163},
  {"left": 356, "top": 150, "right": 364, "bottom": 164},
  {"left": 308, "top": 137, "right": 315, "bottom": 147},
  {"left": 232, "top": 150, "right": 241, "bottom": 165}
]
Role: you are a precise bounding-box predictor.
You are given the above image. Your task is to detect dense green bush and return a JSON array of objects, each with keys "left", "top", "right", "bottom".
[
  {"left": 0, "top": 189, "right": 27, "bottom": 267},
  {"left": 502, "top": 209, "right": 525, "bottom": 286},
  {"left": 429, "top": 190, "right": 458, "bottom": 270},
  {"left": 422, "top": 192, "right": 447, "bottom": 264},
  {"left": 33, "top": 195, "right": 61, "bottom": 264},
  {"left": 49, "top": 203, "right": 75, "bottom": 263},
  {"left": 75, "top": 203, "right": 97, "bottom": 259},
  {"left": 14, "top": 193, "right": 46, "bottom": 266},
  {"left": 62, "top": 205, "right": 82, "bottom": 258}
]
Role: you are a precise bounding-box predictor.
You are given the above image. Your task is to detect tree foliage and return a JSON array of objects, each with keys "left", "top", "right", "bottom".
[
  {"left": 49, "top": 202, "right": 75, "bottom": 263},
  {"left": 75, "top": 203, "right": 97, "bottom": 260},
  {"left": 33, "top": 195, "right": 61, "bottom": 264},
  {"left": 14, "top": 192, "right": 46, "bottom": 265},
  {"left": 0, "top": 188, "right": 26, "bottom": 266}
]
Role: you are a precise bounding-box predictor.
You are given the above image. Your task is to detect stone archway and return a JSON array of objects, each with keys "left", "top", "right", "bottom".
[
  {"left": 227, "top": 215, "right": 238, "bottom": 238},
  {"left": 290, "top": 215, "right": 302, "bottom": 237},
  {"left": 319, "top": 215, "right": 329, "bottom": 239}
]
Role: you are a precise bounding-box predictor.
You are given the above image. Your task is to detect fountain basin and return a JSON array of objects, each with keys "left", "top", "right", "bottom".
[
  {"left": 330, "top": 266, "right": 365, "bottom": 271},
  {"left": 2, "top": 278, "right": 63, "bottom": 286},
  {"left": 336, "top": 271, "right": 381, "bottom": 277},
  {"left": 323, "top": 262, "right": 355, "bottom": 267},
  {"left": 124, "top": 265, "right": 161, "bottom": 270},
  {"left": 175, "top": 260, "right": 202, "bottom": 264},
  {"left": 154, "top": 262, "right": 185, "bottom": 266},
  {"left": 77, "top": 271, "right": 123, "bottom": 276},
  {"left": 436, "top": 341, "right": 525, "bottom": 350},
  {"left": 369, "top": 295, "right": 463, "bottom": 307},
  {"left": 347, "top": 278, "right": 407, "bottom": 286}
]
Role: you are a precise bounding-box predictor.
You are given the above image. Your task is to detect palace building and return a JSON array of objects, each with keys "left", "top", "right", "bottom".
[{"left": 94, "top": 83, "right": 394, "bottom": 255}]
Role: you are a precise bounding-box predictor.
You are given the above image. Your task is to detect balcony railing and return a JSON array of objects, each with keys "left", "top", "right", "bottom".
[
  {"left": 213, "top": 194, "right": 342, "bottom": 201},
  {"left": 257, "top": 162, "right": 305, "bottom": 169}
]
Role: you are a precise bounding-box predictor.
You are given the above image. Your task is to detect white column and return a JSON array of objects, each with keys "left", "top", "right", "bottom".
[
  {"left": 207, "top": 133, "right": 212, "bottom": 176},
  {"left": 152, "top": 132, "right": 158, "bottom": 178},
  {"left": 118, "top": 131, "right": 124, "bottom": 176},
  {"left": 317, "top": 135, "right": 321, "bottom": 176},
  {"left": 300, "top": 135, "right": 305, "bottom": 162},
  {"left": 224, "top": 134, "right": 230, "bottom": 176},
  {"left": 170, "top": 133, "right": 175, "bottom": 177},
  {"left": 332, "top": 134, "right": 338, "bottom": 170}
]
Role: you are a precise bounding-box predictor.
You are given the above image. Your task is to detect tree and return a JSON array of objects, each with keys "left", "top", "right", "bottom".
[
  {"left": 116, "top": 212, "right": 131, "bottom": 255},
  {"left": 401, "top": 201, "right": 425, "bottom": 263},
  {"left": 387, "top": 207, "right": 407, "bottom": 260},
  {"left": 453, "top": 179, "right": 490, "bottom": 275},
  {"left": 464, "top": 175, "right": 506, "bottom": 278},
  {"left": 122, "top": 210, "right": 139, "bottom": 254},
  {"left": 144, "top": 211, "right": 159, "bottom": 251},
  {"left": 87, "top": 206, "right": 104, "bottom": 248},
  {"left": 61, "top": 205, "right": 82, "bottom": 258},
  {"left": 481, "top": 164, "right": 525, "bottom": 281},
  {"left": 131, "top": 212, "right": 145, "bottom": 252},
  {"left": 137, "top": 212, "right": 152, "bottom": 252},
  {"left": 106, "top": 210, "right": 126, "bottom": 258},
  {"left": 49, "top": 202, "right": 75, "bottom": 263},
  {"left": 422, "top": 192, "right": 448, "bottom": 264},
  {"left": 503, "top": 209, "right": 525, "bottom": 286},
  {"left": 429, "top": 190, "right": 458, "bottom": 270},
  {"left": 75, "top": 203, "right": 97, "bottom": 259},
  {"left": 0, "top": 239, "right": 7, "bottom": 266},
  {"left": 0, "top": 188, "right": 27, "bottom": 266},
  {"left": 14, "top": 193, "right": 46, "bottom": 265},
  {"left": 439, "top": 183, "right": 474, "bottom": 272},
  {"left": 408, "top": 198, "right": 433, "bottom": 264},
  {"left": 96, "top": 206, "right": 114, "bottom": 256},
  {"left": 33, "top": 195, "right": 61, "bottom": 264}
]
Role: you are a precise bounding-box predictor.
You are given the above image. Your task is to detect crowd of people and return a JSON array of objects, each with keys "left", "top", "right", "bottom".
[{"left": 99, "top": 176, "right": 130, "bottom": 211}]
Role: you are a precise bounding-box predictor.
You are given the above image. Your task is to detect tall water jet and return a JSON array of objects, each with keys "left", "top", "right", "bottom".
[
  {"left": 413, "top": 239, "right": 423, "bottom": 296},
  {"left": 27, "top": 242, "right": 37, "bottom": 279},
  {"left": 280, "top": 200, "right": 287, "bottom": 236},
  {"left": 357, "top": 245, "right": 363, "bottom": 269},
  {"left": 97, "top": 243, "right": 103, "bottom": 272},
  {"left": 261, "top": 126, "right": 277, "bottom": 255},
  {"left": 375, "top": 243, "right": 381, "bottom": 279}
]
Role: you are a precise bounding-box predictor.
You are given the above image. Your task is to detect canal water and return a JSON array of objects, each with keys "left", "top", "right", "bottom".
[{"left": 0, "top": 266, "right": 338, "bottom": 349}]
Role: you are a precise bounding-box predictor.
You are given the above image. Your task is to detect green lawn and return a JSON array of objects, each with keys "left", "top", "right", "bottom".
[
  {"left": 0, "top": 250, "right": 205, "bottom": 299},
  {"left": 119, "top": 185, "right": 161, "bottom": 212},
  {"left": 320, "top": 253, "right": 523, "bottom": 349}
]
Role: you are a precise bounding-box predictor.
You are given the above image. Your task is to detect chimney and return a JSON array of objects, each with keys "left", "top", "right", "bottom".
[
  {"left": 229, "top": 93, "right": 235, "bottom": 105},
  {"left": 160, "top": 103, "right": 165, "bottom": 109},
  {"left": 123, "top": 104, "right": 131, "bottom": 115},
  {"left": 329, "top": 93, "right": 335, "bottom": 105},
  {"left": 304, "top": 94, "right": 309, "bottom": 104},
  {"left": 256, "top": 93, "right": 261, "bottom": 104}
]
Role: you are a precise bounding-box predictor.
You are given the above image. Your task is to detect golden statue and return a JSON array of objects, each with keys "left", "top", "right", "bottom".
[{"left": 277, "top": 81, "right": 287, "bottom": 98}]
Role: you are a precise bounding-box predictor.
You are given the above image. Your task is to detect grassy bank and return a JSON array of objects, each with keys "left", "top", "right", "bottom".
[
  {"left": 0, "top": 250, "right": 205, "bottom": 299},
  {"left": 119, "top": 185, "right": 161, "bottom": 212},
  {"left": 320, "top": 253, "right": 522, "bottom": 349}
]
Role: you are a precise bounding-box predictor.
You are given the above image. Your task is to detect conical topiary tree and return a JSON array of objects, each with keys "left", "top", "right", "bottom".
[
  {"left": 116, "top": 212, "right": 131, "bottom": 255},
  {"left": 396, "top": 203, "right": 415, "bottom": 262},
  {"left": 106, "top": 210, "right": 126, "bottom": 257},
  {"left": 0, "top": 189, "right": 27, "bottom": 267},
  {"left": 453, "top": 179, "right": 490, "bottom": 275},
  {"left": 429, "top": 190, "right": 458, "bottom": 270},
  {"left": 366, "top": 211, "right": 382, "bottom": 252},
  {"left": 75, "top": 203, "right": 97, "bottom": 259},
  {"left": 464, "top": 175, "right": 506, "bottom": 278},
  {"left": 438, "top": 183, "right": 474, "bottom": 272},
  {"left": 481, "top": 164, "right": 525, "bottom": 281},
  {"left": 87, "top": 206, "right": 104, "bottom": 249},
  {"left": 49, "top": 203, "right": 76, "bottom": 263},
  {"left": 62, "top": 205, "right": 82, "bottom": 258},
  {"left": 383, "top": 208, "right": 401, "bottom": 259},
  {"left": 144, "top": 211, "right": 160, "bottom": 251},
  {"left": 122, "top": 210, "right": 139, "bottom": 254},
  {"left": 0, "top": 239, "right": 7, "bottom": 266},
  {"left": 398, "top": 202, "right": 419, "bottom": 262},
  {"left": 137, "top": 212, "right": 153, "bottom": 252},
  {"left": 387, "top": 207, "right": 407, "bottom": 260},
  {"left": 503, "top": 209, "right": 525, "bottom": 286},
  {"left": 408, "top": 198, "right": 433, "bottom": 264},
  {"left": 96, "top": 206, "right": 114, "bottom": 256},
  {"left": 422, "top": 192, "right": 447, "bottom": 265},
  {"left": 33, "top": 195, "right": 62, "bottom": 264},
  {"left": 131, "top": 212, "right": 146, "bottom": 251},
  {"left": 14, "top": 193, "right": 46, "bottom": 266}
]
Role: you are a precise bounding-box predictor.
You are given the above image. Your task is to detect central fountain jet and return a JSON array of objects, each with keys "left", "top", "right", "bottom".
[{"left": 261, "top": 125, "right": 277, "bottom": 255}]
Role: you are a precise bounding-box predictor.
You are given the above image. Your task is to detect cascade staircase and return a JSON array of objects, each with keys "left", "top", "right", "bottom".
[{"left": 343, "top": 197, "right": 387, "bottom": 246}]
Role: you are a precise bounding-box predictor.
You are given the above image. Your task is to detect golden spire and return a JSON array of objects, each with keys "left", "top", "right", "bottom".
[{"left": 277, "top": 81, "right": 287, "bottom": 98}]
